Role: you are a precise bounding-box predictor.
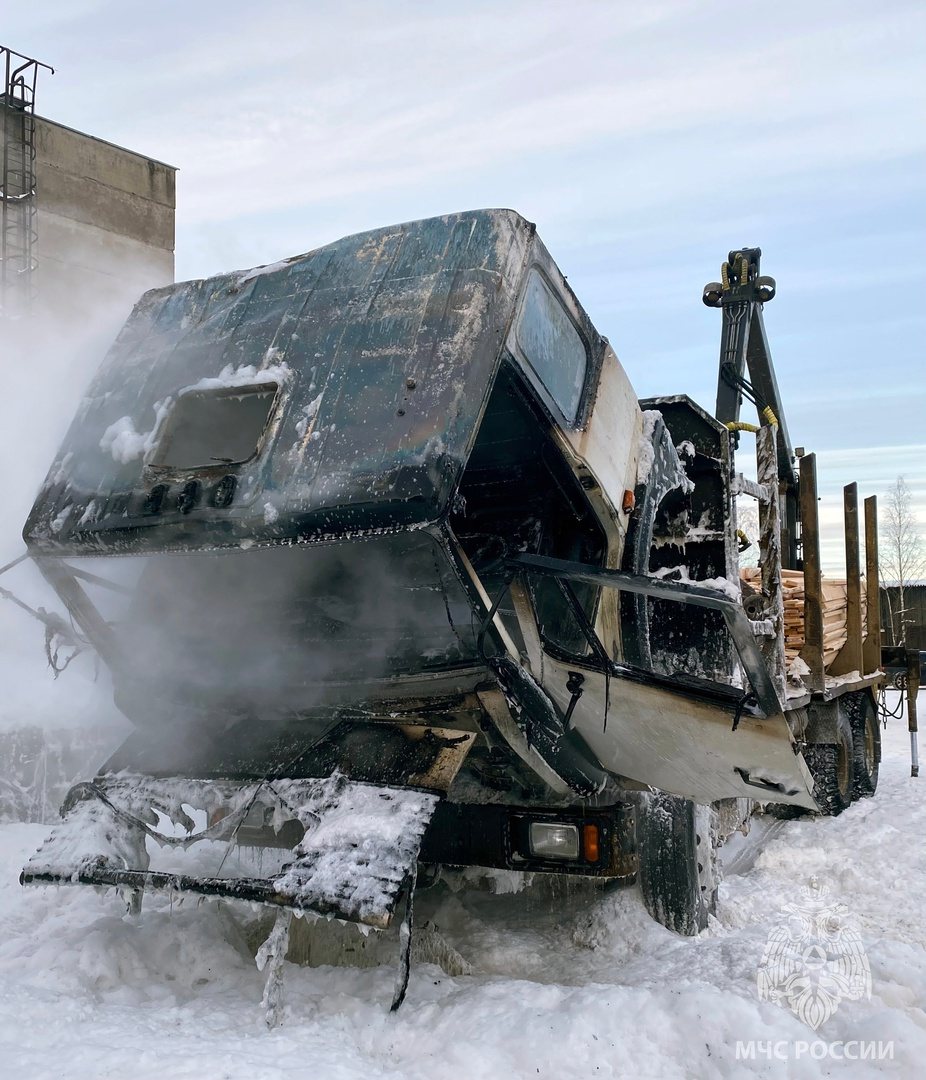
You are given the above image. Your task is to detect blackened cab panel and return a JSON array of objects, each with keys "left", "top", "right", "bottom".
[
  {"left": 104, "top": 533, "right": 480, "bottom": 722},
  {"left": 25, "top": 210, "right": 533, "bottom": 555}
]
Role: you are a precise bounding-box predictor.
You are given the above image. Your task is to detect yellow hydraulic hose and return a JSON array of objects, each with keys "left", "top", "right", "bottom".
[
  {"left": 726, "top": 408, "right": 778, "bottom": 434},
  {"left": 726, "top": 421, "right": 759, "bottom": 433}
]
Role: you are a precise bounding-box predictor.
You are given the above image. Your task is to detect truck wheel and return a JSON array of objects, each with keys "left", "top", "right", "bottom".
[
  {"left": 848, "top": 693, "right": 880, "bottom": 798},
  {"left": 804, "top": 715, "right": 853, "bottom": 816},
  {"left": 639, "top": 794, "right": 716, "bottom": 936}
]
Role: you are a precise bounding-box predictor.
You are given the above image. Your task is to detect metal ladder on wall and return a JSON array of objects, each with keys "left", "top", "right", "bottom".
[{"left": 0, "top": 46, "right": 53, "bottom": 319}]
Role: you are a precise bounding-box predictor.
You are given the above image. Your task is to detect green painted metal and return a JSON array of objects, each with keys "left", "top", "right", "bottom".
[{"left": 25, "top": 209, "right": 541, "bottom": 555}]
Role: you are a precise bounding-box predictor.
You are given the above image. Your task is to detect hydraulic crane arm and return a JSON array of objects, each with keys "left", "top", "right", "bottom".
[{"left": 703, "top": 248, "right": 800, "bottom": 567}]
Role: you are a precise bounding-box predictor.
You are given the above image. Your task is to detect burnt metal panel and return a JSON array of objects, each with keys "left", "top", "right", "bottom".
[{"left": 24, "top": 210, "right": 534, "bottom": 555}]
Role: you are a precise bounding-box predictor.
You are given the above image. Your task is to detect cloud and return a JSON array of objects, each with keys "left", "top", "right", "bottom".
[
  {"left": 10, "top": 2, "right": 925, "bottom": 241},
  {"left": 3, "top": 0, "right": 923, "bottom": 584}
]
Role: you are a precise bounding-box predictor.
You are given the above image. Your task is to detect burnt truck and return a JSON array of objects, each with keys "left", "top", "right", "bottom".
[{"left": 18, "top": 210, "right": 883, "bottom": 1000}]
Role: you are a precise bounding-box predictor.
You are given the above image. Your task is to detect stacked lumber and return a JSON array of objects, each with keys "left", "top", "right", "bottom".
[{"left": 740, "top": 567, "right": 866, "bottom": 670}]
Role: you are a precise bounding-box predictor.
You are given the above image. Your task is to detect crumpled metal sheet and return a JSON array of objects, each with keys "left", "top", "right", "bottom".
[
  {"left": 22, "top": 773, "right": 440, "bottom": 927},
  {"left": 271, "top": 774, "right": 439, "bottom": 925}
]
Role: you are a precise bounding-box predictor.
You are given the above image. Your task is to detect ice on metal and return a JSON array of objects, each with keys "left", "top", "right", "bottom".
[{"left": 23, "top": 772, "right": 440, "bottom": 928}]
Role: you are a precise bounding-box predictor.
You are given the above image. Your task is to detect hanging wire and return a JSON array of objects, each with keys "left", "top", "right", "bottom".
[{"left": 878, "top": 685, "right": 905, "bottom": 726}]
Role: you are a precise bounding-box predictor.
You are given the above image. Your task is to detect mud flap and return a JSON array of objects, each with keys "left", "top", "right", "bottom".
[{"left": 22, "top": 772, "right": 440, "bottom": 928}]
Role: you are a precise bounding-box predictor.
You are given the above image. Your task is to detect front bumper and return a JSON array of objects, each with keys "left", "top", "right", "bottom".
[{"left": 420, "top": 799, "right": 637, "bottom": 879}]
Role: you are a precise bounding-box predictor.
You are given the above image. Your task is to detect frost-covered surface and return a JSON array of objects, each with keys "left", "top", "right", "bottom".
[
  {"left": 25, "top": 773, "right": 438, "bottom": 926},
  {"left": 2, "top": 698, "right": 924, "bottom": 1077},
  {"left": 271, "top": 775, "right": 437, "bottom": 922},
  {"left": 650, "top": 563, "right": 743, "bottom": 601},
  {"left": 635, "top": 409, "right": 661, "bottom": 484},
  {"left": 26, "top": 793, "right": 150, "bottom": 880},
  {"left": 183, "top": 359, "right": 291, "bottom": 393},
  {"left": 99, "top": 398, "right": 172, "bottom": 464},
  {"left": 28, "top": 211, "right": 533, "bottom": 555}
]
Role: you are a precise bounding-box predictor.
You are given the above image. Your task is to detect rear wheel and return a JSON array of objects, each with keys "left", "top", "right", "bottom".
[
  {"left": 639, "top": 794, "right": 716, "bottom": 935},
  {"left": 804, "top": 713, "right": 854, "bottom": 816},
  {"left": 848, "top": 693, "right": 880, "bottom": 798}
]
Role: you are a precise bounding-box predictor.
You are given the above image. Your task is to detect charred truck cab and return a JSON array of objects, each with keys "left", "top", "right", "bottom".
[{"left": 20, "top": 211, "right": 883, "bottom": 973}]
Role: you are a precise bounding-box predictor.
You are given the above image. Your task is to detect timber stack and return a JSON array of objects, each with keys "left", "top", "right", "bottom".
[{"left": 740, "top": 567, "right": 867, "bottom": 670}]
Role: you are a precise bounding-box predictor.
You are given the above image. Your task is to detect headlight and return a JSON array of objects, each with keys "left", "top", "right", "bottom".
[{"left": 528, "top": 821, "right": 579, "bottom": 860}]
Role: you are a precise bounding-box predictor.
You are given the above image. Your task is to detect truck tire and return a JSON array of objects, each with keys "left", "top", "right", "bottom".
[
  {"left": 804, "top": 713, "right": 854, "bottom": 816},
  {"left": 847, "top": 693, "right": 880, "bottom": 798},
  {"left": 639, "top": 794, "right": 716, "bottom": 936}
]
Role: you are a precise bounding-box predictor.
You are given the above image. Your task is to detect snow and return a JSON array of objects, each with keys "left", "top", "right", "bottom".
[
  {"left": 635, "top": 409, "right": 660, "bottom": 484},
  {"left": 99, "top": 415, "right": 148, "bottom": 463},
  {"left": 99, "top": 398, "right": 172, "bottom": 464},
  {"left": 1, "top": 694, "right": 923, "bottom": 1077},
  {"left": 184, "top": 361, "right": 291, "bottom": 393},
  {"left": 25, "top": 773, "right": 439, "bottom": 926},
  {"left": 77, "top": 499, "right": 101, "bottom": 527},
  {"left": 294, "top": 392, "right": 324, "bottom": 438},
  {"left": 235, "top": 259, "right": 298, "bottom": 285},
  {"left": 48, "top": 504, "right": 73, "bottom": 533},
  {"left": 651, "top": 563, "right": 743, "bottom": 601}
]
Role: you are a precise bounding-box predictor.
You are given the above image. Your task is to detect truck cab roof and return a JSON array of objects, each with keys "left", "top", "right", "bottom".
[{"left": 25, "top": 208, "right": 606, "bottom": 556}]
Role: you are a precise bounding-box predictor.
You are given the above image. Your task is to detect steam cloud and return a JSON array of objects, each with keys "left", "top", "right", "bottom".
[{"left": 0, "top": 238, "right": 158, "bottom": 735}]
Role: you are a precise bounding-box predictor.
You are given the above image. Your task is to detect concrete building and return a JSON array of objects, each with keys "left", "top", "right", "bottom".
[
  {"left": 2, "top": 46, "right": 176, "bottom": 327},
  {"left": 31, "top": 115, "right": 176, "bottom": 322},
  {"left": 0, "top": 51, "right": 178, "bottom": 824}
]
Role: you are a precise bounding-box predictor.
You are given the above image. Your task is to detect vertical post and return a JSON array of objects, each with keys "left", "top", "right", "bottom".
[
  {"left": 1, "top": 50, "right": 10, "bottom": 299},
  {"left": 863, "top": 496, "right": 881, "bottom": 674},
  {"left": 798, "top": 454, "right": 825, "bottom": 691},
  {"left": 908, "top": 649, "right": 920, "bottom": 778},
  {"left": 756, "top": 424, "right": 786, "bottom": 704},
  {"left": 779, "top": 479, "right": 799, "bottom": 572},
  {"left": 830, "top": 483, "right": 862, "bottom": 676}
]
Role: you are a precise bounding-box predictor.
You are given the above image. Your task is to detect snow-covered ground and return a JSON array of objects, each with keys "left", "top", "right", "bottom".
[{"left": 1, "top": 694, "right": 924, "bottom": 1079}]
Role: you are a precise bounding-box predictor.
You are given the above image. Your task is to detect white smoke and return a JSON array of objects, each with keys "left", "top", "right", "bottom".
[{"left": 0, "top": 236, "right": 160, "bottom": 734}]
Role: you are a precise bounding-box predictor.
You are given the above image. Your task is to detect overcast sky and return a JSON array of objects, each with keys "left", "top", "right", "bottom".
[{"left": 5, "top": 0, "right": 926, "bottom": 573}]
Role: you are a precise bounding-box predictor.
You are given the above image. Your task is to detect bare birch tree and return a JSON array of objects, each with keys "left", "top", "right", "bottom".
[{"left": 880, "top": 476, "right": 926, "bottom": 644}]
